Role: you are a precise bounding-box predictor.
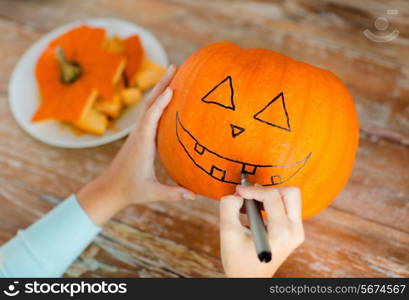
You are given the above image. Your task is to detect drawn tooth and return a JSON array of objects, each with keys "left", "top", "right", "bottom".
[
  {"left": 210, "top": 165, "right": 226, "bottom": 181},
  {"left": 194, "top": 142, "right": 205, "bottom": 155},
  {"left": 242, "top": 164, "right": 257, "bottom": 175},
  {"left": 271, "top": 175, "right": 283, "bottom": 185}
]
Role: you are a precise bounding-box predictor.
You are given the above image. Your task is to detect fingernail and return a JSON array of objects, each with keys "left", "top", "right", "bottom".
[
  {"left": 183, "top": 192, "right": 195, "bottom": 201},
  {"left": 161, "top": 87, "right": 172, "bottom": 98},
  {"left": 167, "top": 64, "right": 176, "bottom": 74}
]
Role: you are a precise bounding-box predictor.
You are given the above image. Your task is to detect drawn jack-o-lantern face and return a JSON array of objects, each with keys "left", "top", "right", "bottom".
[
  {"left": 158, "top": 42, "right": 359, "bottom": 218},
  {"left": 175, "top": 76, "right": 311, "bottom": 186}
]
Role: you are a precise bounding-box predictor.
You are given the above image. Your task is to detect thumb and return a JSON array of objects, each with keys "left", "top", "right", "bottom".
[
  {"left": 133, "top": 65, "right": 176, "bottom": 125},
  {"left": 141, "top": 87, "right": 173, "bottom": 143},
  {"left": 123, "top": 88, "right": 173, "bottom": 172}
]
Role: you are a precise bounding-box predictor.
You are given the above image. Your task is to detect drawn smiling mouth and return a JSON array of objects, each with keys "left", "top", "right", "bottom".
[{"left": 176, "top": 113, "right": 312, "bottom": 186}]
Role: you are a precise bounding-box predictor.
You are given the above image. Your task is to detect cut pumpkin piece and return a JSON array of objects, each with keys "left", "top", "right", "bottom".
[
  {"left": 111, "top": 58, "right": 127, "bottom": 87},
  {"left": 123, "top": 35, "right": 143, "bottom": 82},
  {"left": 73, "top": 89, "right": 107, "bottom": 135},
  {"left": 95, "top": 77, "right": 125, "bottom": 118},
  {"left": 121, "top": 87, "right": 142, "bottom": 106},
  {"left": 103, "top": 36, "right": 125, "bottom": 54},
  {"left": 32, "top": 26, "right": 125, "bottom": 123},
  {"left": 132, "top": 58, "right": 166, "bottom": 91},
  {"left": 74, "top": 108, "right": 108, "bottom": 135},
  {"left": 95, "top": 93, "right": 123, "bottom": 118},
  {"left": 103, "top": 34, "right": 143, "bottom": 86},
  {"left": 97, "top": 35, "right": 127, "bottom": 88}
]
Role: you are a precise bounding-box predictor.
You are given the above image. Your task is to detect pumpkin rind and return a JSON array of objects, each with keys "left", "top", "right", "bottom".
[
  {"left": 157, "top": 42, "right": 359, "bottom": 219},
  {"left": 124, "top": 35, "right": 143, "bottom": 82}
]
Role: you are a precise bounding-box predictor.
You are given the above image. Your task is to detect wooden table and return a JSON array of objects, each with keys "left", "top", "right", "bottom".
[{"left": 0, "top": 0, "right": 408, "bottom": 277}]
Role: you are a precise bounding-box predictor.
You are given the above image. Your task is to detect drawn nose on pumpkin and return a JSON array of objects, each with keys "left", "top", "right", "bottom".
[{"left": 230, "top": 124, "right": 245, "bottom": 138}]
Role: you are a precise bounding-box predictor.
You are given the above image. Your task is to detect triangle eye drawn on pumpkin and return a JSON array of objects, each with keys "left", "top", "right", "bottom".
[
  {"left": 253, "top": 92, "right": 291, "bottom": 132},
  {"left": 201, "top": 76, "right": 235, "bottom": 110}
]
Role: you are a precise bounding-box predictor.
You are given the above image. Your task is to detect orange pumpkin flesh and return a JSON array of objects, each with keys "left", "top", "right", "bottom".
[
  {"left": 33, "top": 26, "right": 125, "bottom": 122},
  {"left": 95, "top": 78, "right": 126, "bottom": 118},
  {"left": 133, "top": 58, "right": 166, "bottom": 91},
  {"left": 158, "top": 42, "right": 359, "bottom": 219}
]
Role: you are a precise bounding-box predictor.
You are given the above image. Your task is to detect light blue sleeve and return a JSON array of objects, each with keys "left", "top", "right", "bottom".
[{"left": 0, "top": 195, "right": 101, "bottom": 277}]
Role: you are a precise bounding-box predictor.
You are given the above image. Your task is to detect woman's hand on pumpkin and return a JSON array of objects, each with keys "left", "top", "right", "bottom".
[
  {"left": 219, "top": 186, "right": 304, "bottom": 277},
  {"left": 77, "top": 65, "right": 195, "bottom": 226}
]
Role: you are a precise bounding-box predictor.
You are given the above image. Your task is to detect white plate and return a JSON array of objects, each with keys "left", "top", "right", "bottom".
[{"left": 8, "top": 18, "right": 168, "bottom": 148}]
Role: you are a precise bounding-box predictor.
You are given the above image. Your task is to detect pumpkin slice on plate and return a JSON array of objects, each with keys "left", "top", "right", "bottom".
[
  {"left": 103, "top": 34, "right": 143, "bottom": 86},
  {"left": 132, "top": 58, "right": 166, "bottom": 91},
  {"left": 121, "top": 87, "right": 142, "bottom": 106},
  {"left": 123, "top": 35, "right": 143, "bottom": 84},
  {"left": 32, "top": 26, "right": 125, "bottom": 127},
  {"left": 73, "top": 89, "right": 108, "bottom": 135},
  {"left": 95, "top": 78, "right": 125, "bottom": 118},
  {"left": 103, "top": 36, "right": 126, "bottom": 54}
]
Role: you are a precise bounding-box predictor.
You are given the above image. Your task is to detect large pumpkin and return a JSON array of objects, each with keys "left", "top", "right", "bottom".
[{"left": 157, "top": 42, "right": 359, "bottom": 218}]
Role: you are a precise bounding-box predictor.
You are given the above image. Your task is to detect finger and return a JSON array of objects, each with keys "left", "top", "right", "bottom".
[
  {"left": 236, "top": 185, "right": 286, "bottom": 231},
  {"left": 140, "top": 64, "right": 176, "bottom": 111},
  {"left": 131, "top": 65, "right": 176, "bottom": 131},
  {"left": 220, "top": 195, "right": 244, "bottom": 231},
  {"left": 140, "top": 87, "right": 173, "bottom": 145},
  {"left": 236, "top": 185, "right": 269, "bottom": 202},
  {"left": 153, "top": 184, "right": 196, "bottom": 202},
  {"left": 125, "top": 88, "right": 172, "bottom": 171},
  {"left": 262, "top": 189, "right": 288, "bottom": 232},
  {"left": 125, "top": 87, "right": 172, "bottom": 170},
  {"left": 277, "top": 186, "right": 302, "bottom": 224},
  {"left": 236, "top": 185, "right": 286, "bottom": 215}
]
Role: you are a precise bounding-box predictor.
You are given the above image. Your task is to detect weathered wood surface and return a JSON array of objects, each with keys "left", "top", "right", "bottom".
[{"left": 0, "top": 0, "right": 408, "bottom": 277}]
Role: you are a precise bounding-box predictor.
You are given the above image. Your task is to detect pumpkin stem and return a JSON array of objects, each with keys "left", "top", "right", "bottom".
[{"left": 55, "top": 47, "right": 82, "bottom": 84}]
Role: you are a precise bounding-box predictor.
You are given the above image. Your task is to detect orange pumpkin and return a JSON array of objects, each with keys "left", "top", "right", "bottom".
[
  {"left": 32, "top": 26, "right": 125, "bottom": 122},
  {"left": 157, "top": 42, "right": 359, "bottom": 218}
]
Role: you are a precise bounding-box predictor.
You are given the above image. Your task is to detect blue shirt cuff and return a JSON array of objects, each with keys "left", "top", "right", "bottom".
[{"left": 0, "top": 194, "right": 101, "bottom": 277}]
